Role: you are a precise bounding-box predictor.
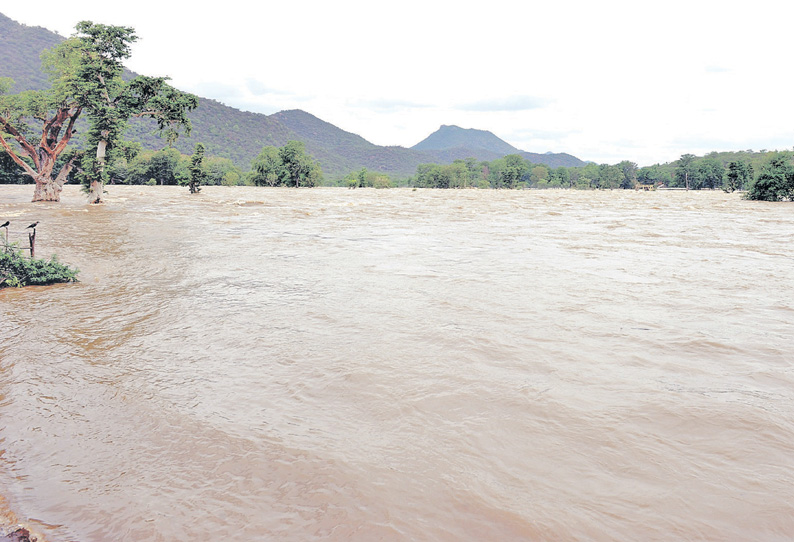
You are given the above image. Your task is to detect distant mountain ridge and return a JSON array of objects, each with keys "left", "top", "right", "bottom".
[
  {"left": 412, "top": 125, "right": 586, "bottom": 169},
  {"left": 0, "top": 12, "right": 587, "bottom": 177},
  {"left": 413, "top": 125, "right": 521, "bottom": 155}
]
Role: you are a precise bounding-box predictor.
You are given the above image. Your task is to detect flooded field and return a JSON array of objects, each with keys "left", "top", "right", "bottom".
[{"left": 1, "top": 185, "right": 792, "bottom": 541}]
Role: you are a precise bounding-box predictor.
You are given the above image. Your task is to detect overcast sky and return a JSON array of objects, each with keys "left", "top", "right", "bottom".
[{"left": 3, "top": 1, "right": 793, "bottom": 165}]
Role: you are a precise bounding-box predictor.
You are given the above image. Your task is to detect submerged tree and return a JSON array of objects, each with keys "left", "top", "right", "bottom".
[
  {"left": 495, "top": 154, "right": 529, "bottom": 189},
  {"left": 725, "top": 160, "right": 753, "bottom": 192},
  {"left": 746, "top": 153, "right": 794, "bottom": 201},
  {"left": 0, "top": 22, "right": 197, "bottom": 203},
  {"left": 185, "top": 143, "right": 205, "bottom": 193},
  {"left": 250, "top": 145, "right": 281, "bottom": 186},
  {"left": 70, "top": 22, "right": 198, "bottom": 203},
  {"left": 675, "top": 154, "right": 696, "bottom": 189},
  {"left": 278, "top": 140, "right": 322, "bottom": 187},
  {"left": 250, "top": 141, "right": 322, "bottom": 187},
  {"left": 0, "top": 51, "right": 84, "bottom": 201}
]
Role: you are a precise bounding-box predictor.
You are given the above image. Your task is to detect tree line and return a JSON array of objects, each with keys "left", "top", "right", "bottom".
[
  {"left": 1, "top": 21, "right": 791, "bottom": 201},
  {"left": 403, "top": 150, "right": 793, "bottom": 200}
]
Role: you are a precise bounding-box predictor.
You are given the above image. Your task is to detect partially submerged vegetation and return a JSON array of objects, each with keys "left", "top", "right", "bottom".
[
  {"left": 745, "top": 154, "right": 794, "bottom": 201},
  {"left": 0, "top": 244, "right": 78, "bottom": 288},
  {"left": 404, "top": 150, "right": 784, "bottom": 195}
]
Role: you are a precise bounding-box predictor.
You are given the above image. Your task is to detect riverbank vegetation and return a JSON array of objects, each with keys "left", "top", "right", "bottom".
[
  {"left": 4, "top": 143, "right": 792, "bottom": 201},
  {"left": 400, "top": 149, "right": 791, "bottom": 199}
]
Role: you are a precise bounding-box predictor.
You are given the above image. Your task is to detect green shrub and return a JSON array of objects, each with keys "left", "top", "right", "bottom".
[{"left": 0, "top": 245, "right": 79, "bottom": 288}]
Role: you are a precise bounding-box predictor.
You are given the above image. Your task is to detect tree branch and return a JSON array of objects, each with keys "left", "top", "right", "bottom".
[
  {"left": 53, "top": 153, "right": 79, "bottom": 187},
  {"left": 53, "top": 106, "right": 83, "bottom": 155},
  {"left": 97, "top": 73, "right": 113, "bottom": 105},
  {"left": 0, "top": 117, "right": 40, "bottom": 170},
  {"left": 0, "top": 131, "right": 38, "bottom": 178}
]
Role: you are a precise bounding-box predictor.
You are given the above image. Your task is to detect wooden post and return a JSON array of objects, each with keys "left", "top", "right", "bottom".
[{"left": 28, "top": 228, "right": 35, "bottom": 258}]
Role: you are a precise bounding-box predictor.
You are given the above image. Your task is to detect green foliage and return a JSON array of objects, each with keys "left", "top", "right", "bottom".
[
  {"left": 1, "top": 245, "right": 79, "bottom": 288},
  {"left": 411, "top": 158, "right": 491, "bottom": 189},
  {"left": 279, "top": 140, "right": 322, "bottom": 187},
  {"left": 745, "top": 153, "right": 794, "bottom": 201},
  {"left": 413, "top": 163, "right": 450, "bottom": 188},
  {"left": 496, "top": 154, "right": 529, "bottom": 189},
  {"left": 0, "top": 41, "right": 84, "bottom": 192},
  {"left": 618, "top": 161, "right": 638, "bottom": 189},
  {"left": 184, "top": 143, "right": 205, "bottom": 193},
  {"left": 64, "top": 21, "right": 198, "bottom": 200},
  {"left": 343, "top": 168, "right": 393, "bottom": 188},
  {"left": 251, "top": 146, "right": 282, "bottom": 186},
  {"left": 113, "top": 147, "right": 243, "bottom": 187},
  {"left": 725, "top": 160, "right": 753, "bottom": 192},
  {"left": 637, "top": 164, "right": 673, "bottom": 186},
  {"left": 0, "top": 150, "right": 31, "bottom": 183},
  {"left": 674, "top": 154, "right": 697, "bottom": 188},
  {"left": 250, "top": 141, "right": 322, "bottom": 187},
  {"left": 550, "top": 166, "right": 570, "bottom": 188},
  {"left": 204, "top": 156, "right": 243, "bottom": 186},
  {"left": 695, "top": 158, "right": 725, "bottom": 189},
  {"left": 125, "top": 148, "right": 186, "bottom": 185},
  {"left": 530, "top": 164, "right": 550, "bottom": 185}
]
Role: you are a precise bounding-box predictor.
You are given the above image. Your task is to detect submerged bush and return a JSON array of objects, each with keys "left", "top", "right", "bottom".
[
  {"left": 0, "top": 246, "right": 79, "bottom": 288},
  {"left": 745, "top": 154, "right": 794, "bottom": 201}
]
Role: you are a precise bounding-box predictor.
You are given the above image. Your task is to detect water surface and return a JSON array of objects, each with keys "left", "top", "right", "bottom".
[{"left": 1, "top": 185, "right": 792, "bottom": 540}]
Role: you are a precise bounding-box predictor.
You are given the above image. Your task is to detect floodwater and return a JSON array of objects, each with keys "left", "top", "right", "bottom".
[{"left": 0, "top": 185, "right": 792, "bottom": 541}]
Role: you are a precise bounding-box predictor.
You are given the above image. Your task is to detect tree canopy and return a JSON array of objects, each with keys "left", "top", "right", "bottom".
[
  {"left": 69, "top": 21, "right": 198, "bottom": 203},
  {"left": 0, "top": 53, "right": 83, "bottom": 200},
  {"left": 745, "top": 153, "right": 794, "bottom": 201},
  {"left": 250, "top": 141, "right": 322, "bottom": 187},
  {"left": 0, "top": 21, "right": 197, "bottom": 202}
]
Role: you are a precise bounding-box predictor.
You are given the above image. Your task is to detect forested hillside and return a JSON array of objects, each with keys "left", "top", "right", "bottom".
[
  {"left": 0, "top": 11, "right": 585, "bottom": 179},
  {"left": 0, "top": 13, "right": 63, "bottom": 92}
]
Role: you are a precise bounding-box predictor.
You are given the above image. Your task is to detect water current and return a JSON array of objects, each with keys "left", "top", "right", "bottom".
[{"left": 1, "top": 185, "right": 792, "bottom": 541}]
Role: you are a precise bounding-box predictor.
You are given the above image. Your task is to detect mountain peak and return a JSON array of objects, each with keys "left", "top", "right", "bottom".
[{"left": 411, "top": 125, "right": 520, "bottom": 155}]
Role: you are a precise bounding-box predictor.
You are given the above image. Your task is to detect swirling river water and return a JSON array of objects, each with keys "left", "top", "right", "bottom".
[{"left": 0, "top": 185, "right": 792, "bottom": 541}]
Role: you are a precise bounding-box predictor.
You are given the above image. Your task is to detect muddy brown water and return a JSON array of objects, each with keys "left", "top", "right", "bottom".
[{"left": 1, "top": 185, "right": 792, "bottom": 541}]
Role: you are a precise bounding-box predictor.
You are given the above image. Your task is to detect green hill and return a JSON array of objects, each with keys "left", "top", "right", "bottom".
[
  {"left": 1, "top": 12, "right": 587, "bottom": 179},
  {"left": 0, "top": 13, "right": 64, "bottom": 92}
]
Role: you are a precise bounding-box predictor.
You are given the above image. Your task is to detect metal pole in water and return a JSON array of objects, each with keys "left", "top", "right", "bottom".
[{"left": 28, "top": 228, "right": 36, "bottom": 258}]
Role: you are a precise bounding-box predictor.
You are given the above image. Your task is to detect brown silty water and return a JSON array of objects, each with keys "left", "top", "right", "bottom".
[{"left": 1, "top": 185, "right": 792, "bottom": 541}]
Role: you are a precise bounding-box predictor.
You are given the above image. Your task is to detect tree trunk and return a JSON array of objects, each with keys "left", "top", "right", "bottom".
[
  {"left": 32, "top": 176, "right": 63, "bottom": 202},
  {"left": 90, "top": 136, "right": 109, "bottom": 204}
]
